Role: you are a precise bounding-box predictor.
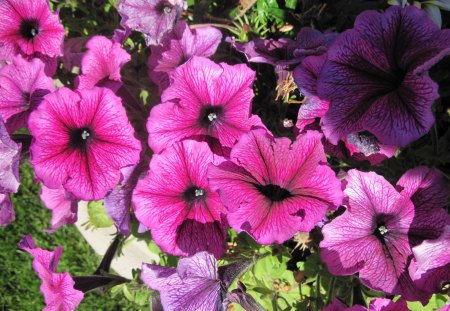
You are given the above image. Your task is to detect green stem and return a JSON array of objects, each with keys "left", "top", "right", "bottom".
[
  {"left": 315, "top": 274, "right": 322, "bottom": 310},
  {"left": 190, "top": 23, "right": 239, "bottom": 33},
  {"left": 326, "top": 277, "right": 336, "bottom": 304}
]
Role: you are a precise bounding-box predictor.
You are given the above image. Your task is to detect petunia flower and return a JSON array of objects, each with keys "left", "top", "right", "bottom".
[
  {"left": 76, "top": 35, "right": 131, "bottom": 92},
  {"left": 389, "top": 0, "right": 450, "bottom": 27},
  {"left": 208, "top": 128, "right": 343, "bottom": 244},
  {"left": 141, "top": 251, "right": 256, "bottom": 311},
  {"left": 396, "top": 166, "right": 450, "bottom": 244},
  {"left": 118, "top": 0, "right": 187, "bottom": 46},
  {"left": 133, "top": 140, "right": 227, "bottom": 258},
  {"left": 19, "top": 235, "right": 84, "bottom": 311},
  {"left": 148, "top": 20, "right": 222, "bottom": 93},
  {"left": 105, "top": 156, "right": 149, "bottom": 236},
  {"left": 323, "top": 297, "right": 409, "bottom": 311},
  {"left": 61, "top": 37, "right": 89, "bottom": 72},
  {"left": 0, "top": 193, "right": 14, "bottom": 226},
  {"left": 320, "top": 169, "right": 428, "bottom": 302},
  {"left": 40, "top": 185, "right": 79, "bottom": 232},
  {"left": 0, "top": 0, "right": 65, "bottom": 60},
  {"left": 0, "top": 55, "right": 53, "bottom": 132},
  {"left": 29, "top": 87, "right": 141, "bottom": 201},
  {"left": 147, "top": 56, "right": 256, "bottom": 154},
  {"left": 318, "top": 6, "right": 450, "bottom": 147},
  {"left": 411, "top": 225, "right": 450, "bottom": 296}
]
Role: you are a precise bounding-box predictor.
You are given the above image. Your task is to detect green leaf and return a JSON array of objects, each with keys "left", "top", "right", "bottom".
[
  {"left": 285, "top": 0, "right": 297, "bottom": 9},
  {"left": 87, "top": 200, "right": 114, "bottom": 228}
]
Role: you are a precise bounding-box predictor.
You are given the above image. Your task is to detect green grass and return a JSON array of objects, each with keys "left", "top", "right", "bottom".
[{"left": 0, "top": 163, "right": 132, "bottom": 310}]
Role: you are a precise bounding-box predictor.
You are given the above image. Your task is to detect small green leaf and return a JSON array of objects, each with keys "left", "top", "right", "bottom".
[
  {"left": 87, "top": 200, "right": 114, "bottom": 228},
  {"left": 285, "top": 0, "right": 297, "bottom": 9}
]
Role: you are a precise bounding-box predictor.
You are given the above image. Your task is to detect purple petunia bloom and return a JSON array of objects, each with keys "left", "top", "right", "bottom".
[
  {"left": 76, "top": 35, "right": 131, "bottom": 92},
  {"left": 0, "top": 192, "right": 14, "bottom": 226},
  {"left": 0, "top": 0, "right": 65, "bottom": 60},
  {"left": 208, "top": 128, "right": 343, "bottom": 244},
  {"left": 323, "top": 297, "right": 409, "bottom": 311},
  {"left": 318, "top": 6, "right": 450, "bottom": 147},
  {"left": 411, "top": 225, "right": 450, "bottom": 296},
  {"left": 29, "top": 87, "right": 141, "bottom": 201},
  {"left": 133, "top": 140, "right": 227, "bottom": 258},
  {"left": 320, "top": 169, "right": 428, "bottom": 302},
  {"left": 19, "top": 235, "right": 84, "bottom": 311},
  {"left": 148, "top": 21, "right": 222, "bottom": 93},
  {"left": 396, "top": 166, "right": 450, "bottom": 244},
  {"left": 118, "top": 0, "right": 187, "bottom": 46},
  {"left": 0, "top": 118, "right": 20, "bottom": 226},
  {"left": 147, "top": 56, "right": 256, "bottom": 154},
  {"left": 0, "top": 55, "right": 53, "bottom": 132},
  {"left": 141, "top": 251, "right": 255, "bottom": 311},
  {"left": 105, "top": 157, "right": 149, "bottom": 236},
  {"left": 40, "top": 185, "right": 79, "bottom": 232}
]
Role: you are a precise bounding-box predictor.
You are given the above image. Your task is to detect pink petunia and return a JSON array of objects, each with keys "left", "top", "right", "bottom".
[
  {"left": 29, "top": 87, "right": 141, "bottom": 201},
  {"left": 76, "top": 35, "right": 131, "bottom": 92},
  {"left": 208, "top": 128, "right": 343, "bottom": 244},
  {"left": 133, "top": 140, "right": 227, "bottom": 258},
  {"left": 323, "top": 297, "right": 409, "bottom": 311},
  {"left": 320, "top": 169, "right": 428, "bottom": 302},
  {"left": 0, "top": 55, "right": 53, "bottom": 132},
  {"left": 40, "top": 185, "right": 79, "bottom": 232},
  {"left": 148, "top": 20, "right": 222, "bottom": 93},
  {"left": 0, "top": 193, "right": 14, "bottom": 226},
  {"left": 19, "top": 235, "right": 84, "bottom": 311},
  {"left": 0, "top": 0, "right": 65, "bottom": 60},
  {"left": 118, "top": 0, "right": 187, "bottom": 46},
  {"left": 147, "top": 56, "right": 256, "bottom": 154}
]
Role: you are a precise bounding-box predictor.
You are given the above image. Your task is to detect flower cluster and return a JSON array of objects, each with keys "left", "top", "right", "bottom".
[{"left": 1, "top": 0, "right": 449, "bottom": 310}]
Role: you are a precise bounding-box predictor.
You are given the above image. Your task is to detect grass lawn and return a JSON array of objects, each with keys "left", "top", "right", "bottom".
[{"left": 0, "top": 163, "right": 132, "bottom": 310}]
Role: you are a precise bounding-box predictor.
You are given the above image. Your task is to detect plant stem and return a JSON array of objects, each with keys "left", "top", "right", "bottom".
[{"left": 326, "top": 277, "right": 336, "bottom": 304}]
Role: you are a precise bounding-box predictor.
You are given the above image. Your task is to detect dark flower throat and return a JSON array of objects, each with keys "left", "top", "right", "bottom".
[
  {"left": 69, "top": 127, "right": 93, "bottom": 149},
  {"left": 183, "top": 185, "right": 206, "bottom": 203},
  {"left": 20, "top": 19, "right": 40, "bottom": 40},
  {"left": 199, "top": 105, "right": 223, "bottom": 128},
  {"left": 256, "top": 184, "right": 292, "bottom": 202}
]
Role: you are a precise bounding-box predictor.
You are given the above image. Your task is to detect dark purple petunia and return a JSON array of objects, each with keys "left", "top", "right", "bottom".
[
  {"left": 320, "top": 169, "right": 428, "bottom": 302},
  {"left": 208, "top": 128, "right": 343, "bottom": 244},
  {"left": 148, "top": 21, "right": 222, "bottom": 93},
  {"left": 118, "top": 0, "right": 187, "bottom": 46},
  {"left": 318, "top": 6, "right": 450, "bottom": 147},
  {"left": 141, "top": 251, "right": 256, "bottom": 311}
]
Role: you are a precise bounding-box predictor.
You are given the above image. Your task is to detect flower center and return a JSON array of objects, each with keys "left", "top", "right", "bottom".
[
  {"left": 374, "top": 222, "right": 389, "bottom": 240},
  {"left": 199, "top": 105, "right": 223, "bottom": 128},
  {"left": 69, "top": 127, "right": 93, "bottom": 149},
  {"left": 20, "top": 19, "right": 40, "bottom": 40},
  {"left": 157, "top": 1, "right": 173, "bottom": 15},
  {"left": 183, "top": 186, "right": 206, "bottom": 203},
  {"left": 255, "top": 184, "right": 292, "bottom": 202}
]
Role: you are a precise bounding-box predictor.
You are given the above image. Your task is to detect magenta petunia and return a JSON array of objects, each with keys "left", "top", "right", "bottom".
[
  {"left": 76, "top": 35, "right": 131, "bottom": 92},
  {"left": 411, "top": 225, "right": 450, "bottom": 294},
  {"left": 29, "top": 87, "right": 141, "bottom": 201},
  {"left": 322, "top": 297, "right": 408, "bottom": 311},
  {"left": 148, "top": 21, "right": 222, "bottom": 93},
  {"left": 0, "top": 55, "right": 53, "bottom": 132},
  {"left": 118, "top": 0, "right": 187, "bottom": 46},
  {"left": 320, "top": 169, "right": 428, "bottom": 302},
  {"left": 396, "top": 166, "right": 450, "bottom": 243},
  {"left": 133, "top": 140, "right": 227, "bottom": 258},
  {"left": 147, "top": 56, "right": 256, "bottom": 154},
  {"left": 61, "top": 37, "right": 89, "bottom": 72},
  {"left": 0, "top": 0, "right": 65, "bottom": 60},
  {"left": 40, "top": 185, "right": 79, "bottom": 232},
  {"left": 208, "top": 129, "right": 343, "bottom": 244},
  {"left": 318, "top": 6, "right": 450, "bottom": 147},
  {"left": 19, "top": 235, "right": 84, "bottom": 311},
  {"left": 0, "top": 192, "right": 14, "bottom": 226}
]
